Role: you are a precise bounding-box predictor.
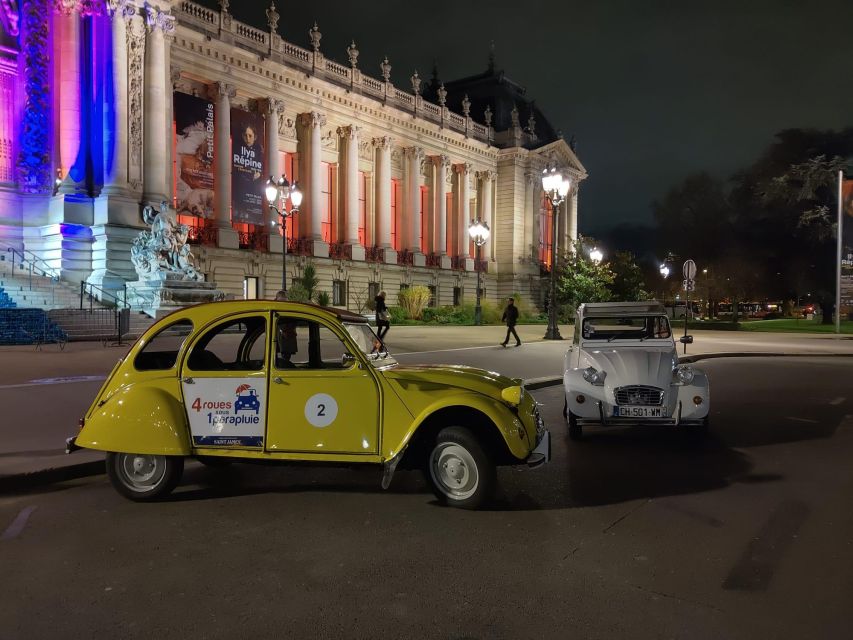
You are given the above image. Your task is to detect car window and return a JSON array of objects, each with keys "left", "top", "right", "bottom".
[
  {"left": 582, "top": 315, "right": 669, "bottom": 341},
  {"left": 274, "top": 316, "right": 360, "bottom": 370},
  {"left": 187, "top": 316, "right": 266, "bottom": 371},
  {"left": 134, "top": 319, "right": 193, "bottom": 371}
]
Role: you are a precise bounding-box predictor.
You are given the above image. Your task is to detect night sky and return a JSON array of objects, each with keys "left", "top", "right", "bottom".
[{"left": 210, "top": 0, "right": 853, "bottom": 238}]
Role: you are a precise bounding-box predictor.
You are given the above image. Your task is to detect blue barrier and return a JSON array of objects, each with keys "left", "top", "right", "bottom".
[{"left": 0, "top": 309, "right": 68, "bottom": 346}]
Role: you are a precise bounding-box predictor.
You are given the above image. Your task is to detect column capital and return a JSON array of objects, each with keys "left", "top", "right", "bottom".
[
  {"left": 107, "top": 0, "right": 137, "bottom": 20},
  {"left": 54, "top": 0, "right": 79, "bottom": 16},
  {"left": 525, "top": 170, "right": 539, "bottom": 186},
  {"left": 337, "top": 125, "right": 361, "bottom": 140},
  {"left": 403, "top": 146, "right": 424, "bottom": 161},
  {"left": 208, "top": 81, "right": 236, "bottom": 100},
  {"left": 453, "top": 162, "right": 472, "bottom": 175},
  {"left": 258, "top": 97, "right": 285, "bottom": 116},
  {"left": 299, "top": 111, "right": 327, "bottom": 128},
  {"left": 476, "top": 169, "right": 497, "bottom": 182},
  {"left": 431, "top": 154, "right": 451, "bottom": 169},
  {"left": 372, "top": 136, "right": 393, "bottom": 150},
  {"left": 170, "top": 66, "right": 182, "bottom": 89},
  {"left": 145, "top": 5, "right": 175, "bottom": 35}
]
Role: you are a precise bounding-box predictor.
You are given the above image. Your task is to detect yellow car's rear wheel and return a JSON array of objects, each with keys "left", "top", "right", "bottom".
[{"left": 106, "top": 452, "right": 183, "bottom": 501}]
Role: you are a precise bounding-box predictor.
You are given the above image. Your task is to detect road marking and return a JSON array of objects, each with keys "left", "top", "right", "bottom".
[
  {"left": 393, "top": 344, "right": 510, "bottom": 356},
  {"left": 1, "top": 506, "right": 37, "bottom": 541},
  {"left": 722, "top": 499, "right": 810, "bottom": 591},
  {"left": 829, "top": 397, "right": 845, "bottom": 406},
  {"left": 786, "top": 416, "right": 819, "bottom": 424},
  {"left": 0, "top": 375, "right": 106, "bottom": 390}
]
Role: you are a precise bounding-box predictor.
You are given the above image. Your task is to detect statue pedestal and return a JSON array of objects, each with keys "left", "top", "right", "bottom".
[{"left": 127, "top": 277, "right": 227, "bottom": 318}]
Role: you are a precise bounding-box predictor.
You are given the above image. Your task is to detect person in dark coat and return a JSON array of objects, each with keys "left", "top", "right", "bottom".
[
  {"left": 501, "top": 297, "right": 521, "bottom": 347},
  {"left": 375, "top": 291, "right": 390, "bottom": 341}
]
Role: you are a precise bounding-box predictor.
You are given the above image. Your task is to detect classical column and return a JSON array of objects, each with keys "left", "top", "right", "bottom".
[
  {"left": 523, "top": 171, "right": 536, "bottom": 263},
  {"left": 568, "top": 187, "right": 579, "bottom": 246},
  {"left": 210, "top": 81, "right": 235, "bottom": 228},
  {"left": 433, "top": 155, "right": 450, "bottom": 262},
  {"left": 142, "top": 4, "right": 174, "bottom": 205},
  {"left": 338, "top": 125, "right": 364, "bottom": 260},
  {"left": 260, "top": 98, "right": 283, "bottom": 230},
  {"left": 477, "top": 170, "right": 496, "bottom": 262},
  {"left": 298, "top": 112, "right": 326, "bottom": 252},
  {"left": 55, "top": 0, "right": 83, "bottom": 195},
  {"left": 405, "top": 146, "right": 424, "bottom": 259},
  {"left": 454, "top": 163, "right": 471, "bottom": 260},
  {"left": 373, "top": 136, "right": 393, "bottom": 251},
  {"left": 102, "top": 0, "right": 136, "bottom": 195}
]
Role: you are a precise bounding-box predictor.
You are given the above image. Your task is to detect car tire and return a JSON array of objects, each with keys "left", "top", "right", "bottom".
[
  {"left": 106, "top": 452, "right": 183, "bottom": 501},
  {"left": 563, "top": 397, "right": 568, "bottom": 418},
  {"left": 568, "top": 410, "right": 583, "bottom": 441},
  {"left": 425, "top": 426, "right": 495, "bottom": 510}
]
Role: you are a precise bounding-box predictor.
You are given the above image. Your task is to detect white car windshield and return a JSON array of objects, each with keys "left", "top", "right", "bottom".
[
  {"left": 582, "top": 315, "right": 671, "bottom": 341},
  {"left": 343, "top": 323, "right": 397, "bottom": 365}
]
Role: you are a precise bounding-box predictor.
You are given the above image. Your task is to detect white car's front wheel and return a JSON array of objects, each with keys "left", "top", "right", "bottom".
[{"left": 567, "top": 410, "right": 583, "bottom": 441}]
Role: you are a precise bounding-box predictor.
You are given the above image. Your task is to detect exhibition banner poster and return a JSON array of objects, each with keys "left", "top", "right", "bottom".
[
  {"left": 841, "top": 179, "right": 853, "bottom": 316},
  {"left": 173, "top": 92, "right": 215, "bottom": 218},
  {"left": 231, "top": 108, "right": 265, "bottom": 225}
]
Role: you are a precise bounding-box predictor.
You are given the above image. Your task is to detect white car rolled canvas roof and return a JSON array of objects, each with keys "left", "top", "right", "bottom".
[{"left": 577, "top": 301, "right": 667, "bottom": 317}]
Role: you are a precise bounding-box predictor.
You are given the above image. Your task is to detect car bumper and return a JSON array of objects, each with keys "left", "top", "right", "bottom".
[{"left": 526, "top": 429, "right": 551, "bottom": 468}]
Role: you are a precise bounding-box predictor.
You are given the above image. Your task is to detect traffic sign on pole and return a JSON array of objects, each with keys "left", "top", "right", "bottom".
[
  {"left": 683, "top": 259, "right": 697, "bottom": 281},
  {"left": 683, "top": 279, "right": 695, "bottom": 292}
]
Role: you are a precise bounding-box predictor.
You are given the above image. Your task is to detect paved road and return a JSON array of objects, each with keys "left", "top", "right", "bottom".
[
  {"left": 1, "top": 325, "right": 851, "bottom": 479},
  {"left": 1, "top": 357, "right": 851, "bottom": 639}
]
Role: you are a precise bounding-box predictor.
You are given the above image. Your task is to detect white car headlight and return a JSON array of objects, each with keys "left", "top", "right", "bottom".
[
  {"left": 674, "top": 365, "right": 695, "bottom": 385},
  {"left": 582, "top": 366, "right": 607, "bottom": 386}
]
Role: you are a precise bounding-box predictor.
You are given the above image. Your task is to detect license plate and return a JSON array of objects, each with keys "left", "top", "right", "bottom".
[{"left": 614, "top": 406, "right": 664, "bottom": 418}]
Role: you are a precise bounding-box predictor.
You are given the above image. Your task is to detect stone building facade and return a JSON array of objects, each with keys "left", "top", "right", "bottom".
[{"left": 0, "top": 0, "right": 587, "bottom": 313}]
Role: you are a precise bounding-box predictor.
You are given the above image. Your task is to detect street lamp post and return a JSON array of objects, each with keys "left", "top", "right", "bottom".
[
  {"left": 265, "top": 175, "right": 302, "bottom": 299},
  {"left": 590, "top": 247, "right": 603, "bottom": 265},
  {"left": 659, "top": 262, "right": 671, "bottom": 315},
  {"left": 541, "top": 166, "right": 571, "bottom": 340},
  {"left": 467, "top": 218, "right": 490, "bottom": 325}
]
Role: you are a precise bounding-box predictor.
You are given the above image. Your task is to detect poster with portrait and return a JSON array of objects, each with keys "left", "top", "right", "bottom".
[
  {"left": 231, "top": 108, "right": 266, "bottom": 225},
  {"left": 173, "top": 92, "right": 215, "bottom": 218},
  {"left": 841, "top": 179, "right": 853, "bottom": 316}
]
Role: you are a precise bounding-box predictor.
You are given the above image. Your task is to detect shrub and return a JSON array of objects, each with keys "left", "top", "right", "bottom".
[
  {"left": 315, "top": 290, "right": 331, "bottom": 307},
  {"left": 388, "top": 306, "right": 408, "bottom": 323},
  {"left": 398, "top": 285, "right": 431, "bottom": 319},
  {"left": 286, "top": 282, "right": 309, "bottom": 303}
]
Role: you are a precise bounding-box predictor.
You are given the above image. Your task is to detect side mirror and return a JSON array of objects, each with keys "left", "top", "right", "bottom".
[
  {"left": 341, "top": 353, "right": 357, "bottom": 367},
  {"left": 679, "top": 335, "right": 694, "bottom": 345}
]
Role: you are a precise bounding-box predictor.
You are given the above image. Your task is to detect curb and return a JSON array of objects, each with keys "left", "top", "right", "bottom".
[{"left": 0, "top": 460, "right": 104, "bottom": 494}]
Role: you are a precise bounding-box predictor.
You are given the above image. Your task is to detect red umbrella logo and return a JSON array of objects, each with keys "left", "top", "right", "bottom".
[{"left": 235, "top": 384, "right": 252, "bottom": 395}]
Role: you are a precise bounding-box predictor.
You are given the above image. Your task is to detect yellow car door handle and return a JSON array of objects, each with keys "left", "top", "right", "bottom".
[
  {"left": 273, "top": 376, "right": 286, "bottom": 385},
  {"left": 182, "top": 377, "right": 194, "bottom": 384}
]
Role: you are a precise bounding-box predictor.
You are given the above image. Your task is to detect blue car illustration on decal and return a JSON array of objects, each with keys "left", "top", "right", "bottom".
[{"left": 234, "top": 385, "right": 260, "bottom": 414}]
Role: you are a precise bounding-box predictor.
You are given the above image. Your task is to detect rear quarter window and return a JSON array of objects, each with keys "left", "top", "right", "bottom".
[{"left": 134, "top": 319, "right": 194, "bottom": 371}]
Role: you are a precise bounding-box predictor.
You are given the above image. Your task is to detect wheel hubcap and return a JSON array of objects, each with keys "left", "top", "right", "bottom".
[
  {"left": 430, "top": 443, "right": 479, "bottom": 500},
  {"left": 118, "top": 453, "right": 166, "bottom": 492}
]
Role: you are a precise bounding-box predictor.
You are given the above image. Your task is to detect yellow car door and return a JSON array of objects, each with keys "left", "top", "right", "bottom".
[
  {"left": 180, "top": 313, "right": 269, "bottom": 449},
  {"left": 265, "top": 312, "right": 380, "bottom": 455}
]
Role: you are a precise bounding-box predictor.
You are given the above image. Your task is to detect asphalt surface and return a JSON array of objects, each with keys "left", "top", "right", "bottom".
[{"left": 1, "top": 356, "right": 851, "bottom": 639}]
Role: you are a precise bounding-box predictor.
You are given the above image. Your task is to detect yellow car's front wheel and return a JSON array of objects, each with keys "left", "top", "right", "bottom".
[
  {"left": 426, "top": 426, "right": 495, "bottom": 509},
  {"left": 106, "top": 452, "right": 184, "bottom": 501}
]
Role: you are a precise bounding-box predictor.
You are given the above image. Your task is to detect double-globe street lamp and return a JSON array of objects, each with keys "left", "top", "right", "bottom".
[
  {"left": 265, "top": 175, "right": 303, "bottom": 299},
  {"left": 468, "top": 218, "right": 490, "bottom": 325},
  {"left": 542, "top": 166, "right": 571, "bottom": 340}
]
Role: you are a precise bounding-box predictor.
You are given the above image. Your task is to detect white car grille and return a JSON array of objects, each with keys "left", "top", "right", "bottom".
[{"left": 614, "top": 385, "right": 664, "bottom": 406}]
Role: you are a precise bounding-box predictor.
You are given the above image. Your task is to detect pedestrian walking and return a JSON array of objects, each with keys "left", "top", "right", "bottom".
[
  {"left": 501, "top": 297, "right": 521, "bottom": 347},
  {"left": 375, "top": 290, "right": 390, "bottom": 341}
]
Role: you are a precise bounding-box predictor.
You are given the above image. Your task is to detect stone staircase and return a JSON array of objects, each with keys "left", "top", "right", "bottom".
[{"left": 0, "top": 251, "right": 93, "bottom": 310}]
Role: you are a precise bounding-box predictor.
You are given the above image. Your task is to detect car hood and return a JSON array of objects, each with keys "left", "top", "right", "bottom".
[
  {"left": 579, "top": 346, "right": 676, "bottom": 388},
  {"left": 382, "top": 364, "right": 519, "bottom": 400}
]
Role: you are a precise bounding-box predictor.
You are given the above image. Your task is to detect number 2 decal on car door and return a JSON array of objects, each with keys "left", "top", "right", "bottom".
[{"left": 304, "top": 393, "right": 338, "bottom": 428}]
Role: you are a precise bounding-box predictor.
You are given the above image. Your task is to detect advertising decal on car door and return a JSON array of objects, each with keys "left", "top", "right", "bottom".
[{"left": 186, "top": 379, "right": 267, "bottom": 447}]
